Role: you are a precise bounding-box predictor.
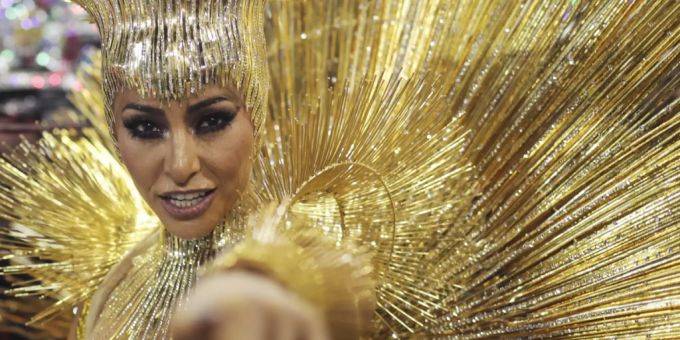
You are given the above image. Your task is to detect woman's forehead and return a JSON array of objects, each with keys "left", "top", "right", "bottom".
[{"left": 114, "top": 85, "right": 243, "bottom": 109}]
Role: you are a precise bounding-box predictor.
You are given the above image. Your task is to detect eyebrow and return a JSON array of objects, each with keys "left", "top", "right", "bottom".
[
  {"left": 122, "top": 103, "right": 164, "bottom": 115},
  {"left": 122, "top": 96, "right": 231, "bottom": 115},
  {"left": 187, "top": 96, "right": 230, "bottom": 113}
]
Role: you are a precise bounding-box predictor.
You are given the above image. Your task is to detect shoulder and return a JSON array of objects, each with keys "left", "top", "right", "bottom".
[{"left": 81, "top": 229, "right": 160, "bottom": 337}]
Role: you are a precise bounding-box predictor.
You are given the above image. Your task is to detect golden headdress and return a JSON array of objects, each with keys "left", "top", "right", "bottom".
[{"left": 71, "top": 0, "right": 268, "bottom": 137}]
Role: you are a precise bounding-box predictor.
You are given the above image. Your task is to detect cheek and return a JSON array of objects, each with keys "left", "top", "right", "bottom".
[
  {"left": 117, "top": 133, "right": 163, "bottom": 195},
  {"left": 204, "top": 119, "right": 254, "bottom": 190}
]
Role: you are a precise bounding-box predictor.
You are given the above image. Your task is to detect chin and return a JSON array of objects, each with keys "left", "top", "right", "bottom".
[{"left": 163, "top": 219, "right": 218, "bottom": 240}]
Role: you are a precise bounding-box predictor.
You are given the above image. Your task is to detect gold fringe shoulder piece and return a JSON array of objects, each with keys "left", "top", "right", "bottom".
[{"left": 0, "top": 55, "right": 158, "bottom": 336}]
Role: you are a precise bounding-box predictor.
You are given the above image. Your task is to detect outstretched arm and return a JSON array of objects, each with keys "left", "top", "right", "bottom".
[{"left": 172, "top": 203, "right": 376, "bottom": 339}]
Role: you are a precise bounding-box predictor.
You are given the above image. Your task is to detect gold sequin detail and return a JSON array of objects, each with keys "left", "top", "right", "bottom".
[{"left": 0, "top": 1, "right": 678, "bottom": 339}]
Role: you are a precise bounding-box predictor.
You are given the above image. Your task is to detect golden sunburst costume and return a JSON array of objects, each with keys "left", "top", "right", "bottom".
[{"left": 1, "top": 0, "right": 678, "bottom": 339}]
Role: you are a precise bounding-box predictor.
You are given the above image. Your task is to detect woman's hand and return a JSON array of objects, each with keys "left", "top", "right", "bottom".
[{"left": 172, "top": 270, "right": 330, "bottom": 340}]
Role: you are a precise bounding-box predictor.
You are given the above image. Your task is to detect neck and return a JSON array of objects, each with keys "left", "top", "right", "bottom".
[{"left": 161, "top": 207, "right": 248, "bottom": 261}]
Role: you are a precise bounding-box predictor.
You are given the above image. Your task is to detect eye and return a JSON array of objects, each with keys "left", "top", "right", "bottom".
[
  {"left": 195, "top": 111, "right": 236, "bottom": 135},
  {"left": 123, "top": 117, "right": 165, "bottom": 140}
]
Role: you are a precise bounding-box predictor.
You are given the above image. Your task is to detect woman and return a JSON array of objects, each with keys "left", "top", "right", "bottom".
[{"left": 1, "top": 0, "right": 678, "bottom": 339}]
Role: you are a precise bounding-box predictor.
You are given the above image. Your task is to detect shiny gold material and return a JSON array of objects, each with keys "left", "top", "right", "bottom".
[
  {"left": 84, "top": 214, "right": 247, "bottom": 339},
  {"left": 205, "top": 202, "right": 377, "bottom": 338},
  {"left": 1, "top": 0, "right": 679, "bottom": 339},
  {"left": 0, "top": 128, "right": 157, "bottom": 324},
  {"left": 69, "top": 0, "right": 268, "bottom": 138}
]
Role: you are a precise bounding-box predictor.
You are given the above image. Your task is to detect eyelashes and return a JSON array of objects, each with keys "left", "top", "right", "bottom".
[
  {"left": 195, "top": 111, "right": 236, "bottom": 135},
  {"left": 122, "top": 111, "right": 237, "bottom": 140},
  {"left": 123, "top": 116, "right": 165, "bottom": 140}
]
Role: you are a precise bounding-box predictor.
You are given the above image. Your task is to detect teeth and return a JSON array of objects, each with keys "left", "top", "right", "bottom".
[
  {"left": 165, "top": 191, "right": 210, "bottom": 208},
  {"left": 170, "top": 198, "right": 201, "bottom": 208},
  {"left": 168, "top": 191, "right": 208, "bottom": 201}
]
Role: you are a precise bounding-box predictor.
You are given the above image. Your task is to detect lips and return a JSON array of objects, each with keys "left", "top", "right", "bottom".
[{"left": 159, "top": 189, "right": 216, "bottom": 220}]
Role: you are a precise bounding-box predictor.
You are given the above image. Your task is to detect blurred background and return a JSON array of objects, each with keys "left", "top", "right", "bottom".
[
  {"left": 0, "top": 0, "right": 99, "bottom": 338},
  {"left": 0, "top": 0, "right": 97, "bottom": 150}
]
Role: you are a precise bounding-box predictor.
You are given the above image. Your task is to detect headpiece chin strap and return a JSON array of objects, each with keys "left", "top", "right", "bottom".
[{"left": 71, "top": 0, "right": 268, "bottom": 139}]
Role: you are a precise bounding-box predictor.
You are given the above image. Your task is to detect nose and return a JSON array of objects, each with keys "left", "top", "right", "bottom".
[{"left": 164, "top": 129, "right": 200, "bottom": 186}]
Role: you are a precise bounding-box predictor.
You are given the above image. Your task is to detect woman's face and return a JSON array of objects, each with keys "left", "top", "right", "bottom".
[{"left": 113, "top": 85, "right": 254, "bottom": 240}]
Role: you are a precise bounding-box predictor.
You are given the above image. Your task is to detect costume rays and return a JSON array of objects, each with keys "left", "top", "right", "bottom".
[
  {"left": 264, "top": 1, "right": 679, "bottom": 338},
  {"left": 0, "top": 0, "right": 678, "bottom": 338},
  {"left": 0, "top": 53, "right": 158, "bottom": 337}
]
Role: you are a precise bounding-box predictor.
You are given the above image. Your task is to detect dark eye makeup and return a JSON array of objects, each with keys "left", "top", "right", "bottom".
[
  {"left": 194, "top": 111, "right": 237, "bottom": 135},
  {"left": 123, "top": 116, "right": 166, "bottom": 140},
  {"left": 122, "top": 110, "right": 236, "bottom": 140}
]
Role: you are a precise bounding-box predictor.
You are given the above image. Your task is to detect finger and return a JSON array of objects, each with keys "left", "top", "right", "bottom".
[
  {"left": 272, "top": 305, "right": 298, "bottom": 340},
  {"left": 215, "top": 303, "right": 267, "bottom": 340},
  {"left": 295, "top": 303, "right": 330, "bottom": 340},
  {"left": 301, "top": 316, "right": 330, "bottom": 340},
  {"left": 276, "top": 321, "right": 298, "bottom": 340},
  {"left": 172, "top": 310, "right": 218, "bottom": 340}
]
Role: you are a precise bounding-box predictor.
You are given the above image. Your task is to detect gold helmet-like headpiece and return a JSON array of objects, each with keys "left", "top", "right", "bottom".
[{"left": 72, "top": 0, "right": 268, "bottom": 136}]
